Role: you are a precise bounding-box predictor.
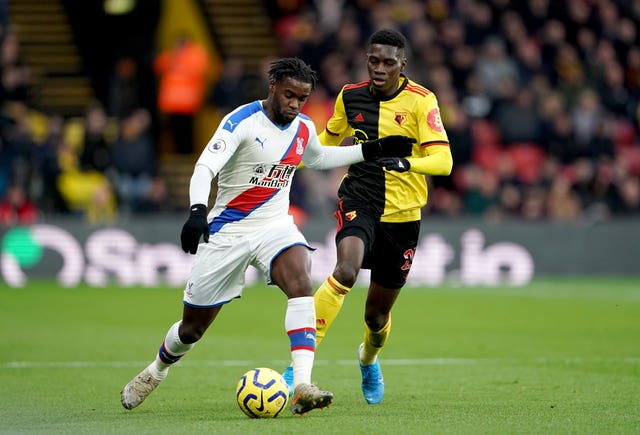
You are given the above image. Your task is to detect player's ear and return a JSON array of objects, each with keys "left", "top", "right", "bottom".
[{"left": 268, "top": 81, "right": 276, "bottom": 95}]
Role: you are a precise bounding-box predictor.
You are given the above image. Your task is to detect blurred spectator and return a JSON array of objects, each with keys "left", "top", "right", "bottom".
[
  {"left": 493, "top": 87, "right": 543, "bottom": 145},
  {"left": 0, "top": 183, "right": 37, "bottom": 226},
  {"left": 153, "top": 35, "right": 211, "bottom": 154},
  {"left": 546, "top": 176, "right": 582, "bottom": 221},
  {"left": 474, "top": 37, "right": 520, "bottom": 99},
  {"left": 1, "top": 102, "right": 35, "bottom": 190},
  {"left": 56, "top": 135, "right": 117, "bottom": 225},
  {"left": 440, "top": 89, "right": 473, "bottom": 166},
  {"left": 0, "top": 32, "right": 31, "bottom": 104},
  {"left": 107, "top": 56, "right": 144, "bottom": 119},
  {"left": 111, "top": 108, "right": 166, "bottom": 213},
  {"left": 614, "top": 175, "right": 640, "bottom": 215},
  {"left": 30, "top": 114, "right": 66, "bottom": 214},
  {"left": 209, "top": 57, "right": 253, "bottom": 116},
  {"left": 571, "top": 88, "right": 614, "bottom": 160},
  {"left": 300, "top": 84, "right": 334, "bottom": 133},
  {"left": 79, "top": 102, "right": 115, "bottom": 175},
  {"left": 462, "top": 165, "right": 501, "bottom": 216},
  {"left": 598, "top": 60, "right": 633, "bottom": 118}
]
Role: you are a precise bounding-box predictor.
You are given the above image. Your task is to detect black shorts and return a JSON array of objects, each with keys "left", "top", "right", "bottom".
[{"left": 333, "top": 199, "right": 420, "bottom": 288}]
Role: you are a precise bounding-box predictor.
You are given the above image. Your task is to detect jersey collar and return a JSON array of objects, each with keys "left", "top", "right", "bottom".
[{"left": 369, "top": 74, "right": 409, "bottom": 101}]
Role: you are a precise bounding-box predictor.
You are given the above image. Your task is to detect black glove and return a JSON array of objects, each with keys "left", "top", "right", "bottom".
[
  {"left": 361, "top": 135, "right": 415, "bottom": 161},
  {"left": 377, "top": 157, "right": 411, "bottom": 173},
  {"left": 180, "top": 204, "right": 209, "bottom": 254}
]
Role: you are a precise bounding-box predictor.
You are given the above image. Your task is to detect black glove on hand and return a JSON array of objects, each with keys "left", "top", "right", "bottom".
[
  {"left": 377, "top": 157, "right": 411, "bottom": 173},
  {"left": 361, "top": 135, "right": 415, "bottom": 161},
  {"left": 180, "top": 204, "right": 209, "bottom": 254}
]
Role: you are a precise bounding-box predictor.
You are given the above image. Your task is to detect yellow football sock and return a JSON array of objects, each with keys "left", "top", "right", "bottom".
[
  {"left": 314, "top": 275, "right": 351, "bottom": 346},
  {"left": 360, "top": 315, "right": 391, "bottom": 365}
]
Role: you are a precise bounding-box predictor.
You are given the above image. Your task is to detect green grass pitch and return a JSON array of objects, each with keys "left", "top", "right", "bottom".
[{"left": 1, "top": 278, "right": 639, "bottom": 434}]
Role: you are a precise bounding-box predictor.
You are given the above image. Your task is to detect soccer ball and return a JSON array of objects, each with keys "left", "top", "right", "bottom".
[{"left": 236, "top": 367, "right": 289, "bottom": 418}]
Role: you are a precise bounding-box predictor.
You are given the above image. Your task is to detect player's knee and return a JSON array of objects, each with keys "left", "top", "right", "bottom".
[
  {"left": 178, "top": 323, "right": 207, "bottom": 344},
  {"left": 333, "top": 263, "right": 358, "bottom": 287},
  {"left": 283, "top": 276, "right": 313, "bottom": 298},
  {"left": 364, "top": 312, "right": 388, "bottom": 332}
]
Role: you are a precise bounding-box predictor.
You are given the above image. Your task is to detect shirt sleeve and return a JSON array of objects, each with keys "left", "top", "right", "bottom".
[
  {"left": 302, "top": 128, "right": 364, "bottom": 170},
  {"left": 195, "top": 113, "right": 243, "bottom": 175},
  {"left": 406, "top": 145, "right": 453, "bottom": 175},
  {"left": 189, "top": 164, "right": 214, "bottom": 206},
  {"left": 417, "top": 93, "right": 450, "bottom": 149},
  {"left": 189, "top": 111, "right": 247, "bottom": 204},
  {"left": 406, "top": 92, "right": 453, "bottom": 175}
]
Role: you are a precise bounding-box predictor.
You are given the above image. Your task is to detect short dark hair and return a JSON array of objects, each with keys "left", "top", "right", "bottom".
[
  {"left": 268, "top": 57, "right": 318, "bottom": 90},
  {"left": 369, "top": 29, "right": 407, "bottom": 50}
]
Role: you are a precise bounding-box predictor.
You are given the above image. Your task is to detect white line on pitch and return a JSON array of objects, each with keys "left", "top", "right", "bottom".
[{"left": 4, "top": 357, "right": 640, "bottom": 369}]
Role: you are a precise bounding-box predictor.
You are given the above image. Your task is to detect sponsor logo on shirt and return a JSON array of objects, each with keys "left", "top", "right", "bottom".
[
  {"left": 249, "top": 163, "right": 297, "bottom": 188},
  {"left": 427, "top": 108, "right": 444, "bottom": 132}
]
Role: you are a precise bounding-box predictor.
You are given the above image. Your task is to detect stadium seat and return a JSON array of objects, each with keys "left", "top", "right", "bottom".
[
  {"left": 507, "top": 143, "right": 546, "bottom": 184},
  {"left": 616, "top": 146, "right": 640, "bottom": 175},
  {"left": 471, "top": 119, "right": 501, "bottom": 148},
  {"left": 471, "top": 143, "right": 502, "bottom": 173},
  {"left": 614, "top": 120, "right": 637, "bottom": 148}
]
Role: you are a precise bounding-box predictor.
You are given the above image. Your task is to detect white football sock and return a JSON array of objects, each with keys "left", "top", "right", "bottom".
[
  {"left": 285, "top": 296, "right": 316, "bottom": 389},
  {"left": 149, "top": 320, "right": 194, "bottom": 380}
]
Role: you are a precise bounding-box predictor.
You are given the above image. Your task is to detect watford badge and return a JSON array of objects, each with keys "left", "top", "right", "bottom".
[{"left": 394, "top": 112, "right": 407, "bottom": 126}]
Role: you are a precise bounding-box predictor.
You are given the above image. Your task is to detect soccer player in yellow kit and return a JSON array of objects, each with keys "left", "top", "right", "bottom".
[{"left": 284, "top": 28, "right": 453, "bottom": 404}]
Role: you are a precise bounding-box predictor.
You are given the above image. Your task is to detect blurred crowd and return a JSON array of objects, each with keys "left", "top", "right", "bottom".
[
  {"left": 265, "top": 0, "right": 640, "bottom": 222},
  {"left": 2, "top": 0, "right": 640, "bottom": 227},
  {"left": 0, "top": 18, "right": 169, "bottom": 225}
]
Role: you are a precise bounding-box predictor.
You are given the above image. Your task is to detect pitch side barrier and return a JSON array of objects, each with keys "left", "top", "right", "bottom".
[{"left": 1, "top": 217, "right": 639, "bottom": 288}]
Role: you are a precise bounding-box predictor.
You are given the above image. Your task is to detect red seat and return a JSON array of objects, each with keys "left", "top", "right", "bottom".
[
  {"left": 471, "top": 119, "right": 501, "bottom": 148},
  {"left": 616, "top": 146, "right": 640, "bottom": 175},
  {"left": 472, "top": 143, "right": 502, "bottom": 173},
  {"left": 614, "top": 120, "right": 637, "bottom": 148},
  {"left": 507, "top": 143, "right": 546, "bottom": 184}
]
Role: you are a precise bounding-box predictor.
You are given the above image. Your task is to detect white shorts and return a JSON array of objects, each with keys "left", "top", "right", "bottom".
[{"left": 183, "top": 220, "right": 314, "bottom": 308}]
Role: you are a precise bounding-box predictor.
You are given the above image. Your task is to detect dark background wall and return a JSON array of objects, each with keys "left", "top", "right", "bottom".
[{"left": 60, "top": 0, "right": 161, "bottom": 110}]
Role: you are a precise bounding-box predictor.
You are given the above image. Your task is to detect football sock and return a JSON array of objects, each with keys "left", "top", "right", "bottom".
[
  {"left": 314, "top": 274, "right": 351, "bottom": 345},
  {"left": 285, "top": 296, "right": 316, "bottom": 388},
  {"left": 150, "top": 320, "right": 194, "bottom": 380},
  {"left": 360, "top": 314, "right": 391, "bottom": 365}
]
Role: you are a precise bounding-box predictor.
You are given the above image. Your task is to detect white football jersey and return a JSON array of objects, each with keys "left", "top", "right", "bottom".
[{"left": 196, "top": 101, "right": 323, "bottom": 235}]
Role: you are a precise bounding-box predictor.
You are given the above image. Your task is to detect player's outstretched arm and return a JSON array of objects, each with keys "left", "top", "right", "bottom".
[
  {"left": 361, "top": 135, "right": 415, "bottom": 161},
  {"left": 378, "top": 144, "right": 452, "bottom": 175}
]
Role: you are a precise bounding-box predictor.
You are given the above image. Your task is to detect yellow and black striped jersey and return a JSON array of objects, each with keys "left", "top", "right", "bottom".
[{"left": 319, "top": 75, "right": 452, "bottom": 222}]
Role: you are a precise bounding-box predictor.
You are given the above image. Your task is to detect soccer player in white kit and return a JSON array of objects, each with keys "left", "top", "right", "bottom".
[{"left": 120, "top": 58, "right": 414, "bottom": 415}]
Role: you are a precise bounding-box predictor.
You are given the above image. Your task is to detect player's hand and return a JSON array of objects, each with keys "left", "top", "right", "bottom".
[
  {"left": 377, "top": 157, "right": 411, "bottom": 173},
  {"left": 361, "top": 135, "right": 415, "bottom": 161},
  {"left": 180, "top": 204, "right": 209, "bottom": 254}
]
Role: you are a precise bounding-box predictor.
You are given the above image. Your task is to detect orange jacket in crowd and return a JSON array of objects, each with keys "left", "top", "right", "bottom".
[{"left": 154, "top": 38, "right": 211, "bottom": 115}]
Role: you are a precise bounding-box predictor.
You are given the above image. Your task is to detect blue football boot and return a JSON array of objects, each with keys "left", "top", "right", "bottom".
[
  {"left": 358, "top": 343, "right": 384, "bottom": 404},
  {"left": 282, "top": 365, "right": 294, "bottom": 396}
]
